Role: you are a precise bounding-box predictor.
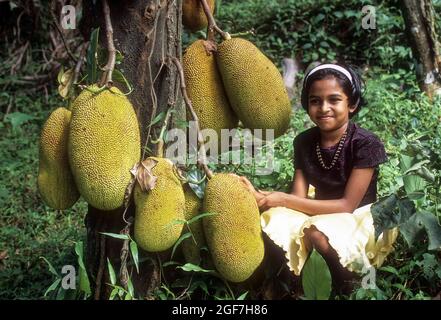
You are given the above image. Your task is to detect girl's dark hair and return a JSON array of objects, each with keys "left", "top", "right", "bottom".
[{"left": 300, "top": 63, "right": 365, "bottom": 118}]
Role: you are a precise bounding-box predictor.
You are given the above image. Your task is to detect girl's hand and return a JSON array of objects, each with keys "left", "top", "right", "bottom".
[
  {"left": 229, "top": 174, "right": 266, "bottom": 202},
  {"left": 257, "top": 192, "right": 287, "bottom": 212}
]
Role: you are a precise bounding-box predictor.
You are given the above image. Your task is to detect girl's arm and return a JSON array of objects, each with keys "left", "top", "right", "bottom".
[
  {"left": 290, "top": 169, "right": 308, "bottom": 198},
  {"left": 258, "top": 167, "right": 375, "bottom": 214}
]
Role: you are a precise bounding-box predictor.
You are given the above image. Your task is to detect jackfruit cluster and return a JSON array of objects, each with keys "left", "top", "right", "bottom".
[
  {"left": 38, "top": 107, "right": 79, "bottom": 210},
  {"left": 134, "top": 157, "right": 186, "bottom": 252},
  {"left": 183, "top": 37, "right": 291, "bottom": 142},
  {"left": 182, "top": 0, "right": 215, "bottom": 32}
]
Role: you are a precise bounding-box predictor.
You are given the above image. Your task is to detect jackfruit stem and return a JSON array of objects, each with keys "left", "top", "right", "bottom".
[
  {"left": 199, "top": 0, "right": 230, "bottom": 41},
  {"left": 99, "top": 0, "right": 116, "bottom": 88},
  {"left": 170, "top": 56, "right": 214, "bottom": 180}
]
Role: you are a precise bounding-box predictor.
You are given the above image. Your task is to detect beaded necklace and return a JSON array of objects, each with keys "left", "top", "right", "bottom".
[{"left": 316, "top": 128, "right": 348, "bottom": 170}]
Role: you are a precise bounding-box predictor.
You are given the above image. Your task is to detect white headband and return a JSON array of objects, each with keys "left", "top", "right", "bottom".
[{"left": 305, "top": 64, "right": 353, "bottom": 84}]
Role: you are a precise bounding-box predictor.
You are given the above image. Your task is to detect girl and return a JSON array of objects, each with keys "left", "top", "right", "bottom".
[{"left": 239, "top": 63, "right": 398, "bottom": 292}]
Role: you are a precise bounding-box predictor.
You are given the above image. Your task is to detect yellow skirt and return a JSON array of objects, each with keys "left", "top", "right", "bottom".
[{"left": 260, "top": 203, "right": 399, "bottom": 276}]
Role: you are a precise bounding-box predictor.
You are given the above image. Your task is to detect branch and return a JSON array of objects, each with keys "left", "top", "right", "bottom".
[
  {"left": 198, "top": 0, "right": 230, "bottom": 41},
  {"left": 73, "top": 42, "right": 89, "bottom": 85},
  {"left": 169, "top": 57, "right": 213, "bottom": 179},
  {"left": 100, "top": 0, "right": 116, "bottom": 87}
]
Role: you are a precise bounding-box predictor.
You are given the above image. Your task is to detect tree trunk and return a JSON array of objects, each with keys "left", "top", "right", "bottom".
[
  {"left": 401, "top": 0, "right": 441, "bottom": 99},
  {"left": 80, "top": 0, "right": 183, "bottom": 299}
]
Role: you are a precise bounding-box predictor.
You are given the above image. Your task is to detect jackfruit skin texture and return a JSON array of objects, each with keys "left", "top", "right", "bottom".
[
  {"left": 68, "top": 85, "right": 141, "bottom": 211},
  {"left": 181, "top": 184, "right": 206, "bottom": 264},
  {"left": 203, "top": 174, "right": 264, "bottom": 282},
  {"left": 216, "top": 38, "right": 292, "bottom": 139},
  {"left": 183, "top": 40, "right": 238, "bottom": 138},
  {"left": 134, "top": 157, "right": 185, "bottom": 252},
  {"left": 182, "top": 0, "right": 215, "bottom": 32},
  {"left": 38, "top": 107, "right": 79, "bottom": 210}
]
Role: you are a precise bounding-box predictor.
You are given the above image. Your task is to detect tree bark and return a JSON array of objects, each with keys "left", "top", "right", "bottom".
[
  {"left": 80, "top": 0, "right": 183, "bottom": 299},
  {"left": 401, "top": 0, "right": 441, "bottom": 99}
]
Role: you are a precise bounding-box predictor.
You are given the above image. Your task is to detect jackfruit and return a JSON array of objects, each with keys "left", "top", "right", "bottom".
[
  {"left": 134, "top": 157, "right": 185, "bottom": 252},
  {"left": 216, "top": 38, "right": 292, "bottom": 139},
  {"left": 182, "top": 0, "right": 215, "bottom": 32},
  {"left": 38, "top": 107, "right": 79, "bottom": 210},
  {"left": 68, "top": 85, "right": 141, "bottom": 210},
  {"left": 183, "top": 40, "right": 238, "bottom": 144},
  {"left": 203, "top": 173, "right": 264, "bottom": 282},
  {"left": 181, "top": 183, "right": 206, "bottom": 264}
]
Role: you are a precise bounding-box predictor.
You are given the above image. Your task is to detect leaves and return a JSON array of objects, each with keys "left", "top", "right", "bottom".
[
  {"left": 5, "top": 112, "right": 35, "bottom": 131},
  {"left": 177, "top": 263, "right": 214, "bottom": 273},
  {"left": 86, "top": 28, "right": 100, "bottom": 84},
  {"left": 301, "top": 249, "right": 332, "bottom": 300}
]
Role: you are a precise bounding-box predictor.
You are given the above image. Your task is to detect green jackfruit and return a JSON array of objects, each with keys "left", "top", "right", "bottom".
[
  {"left": 203, "top": 173, "right": 264, "bottom": 282},
  {"left": 38, "top": 107, "right": 79, "bottom": 210},
  {"left": 181, "top": 184, "right": 206, "bottom": 264},
  {"left": 182, "top": 0, "right": 215, "bottom": 32},
  {"left": 134, "top": 157, "right": 185, "bottom": 252},
  {"left": 183, "top": 40, "right": 238, "bottom": 141},
  {"left": 216, "top": 38, "right": 292, "bottom": 139},
  {"left": 68, "top": 85, "right": 141, "bottom": 210}
]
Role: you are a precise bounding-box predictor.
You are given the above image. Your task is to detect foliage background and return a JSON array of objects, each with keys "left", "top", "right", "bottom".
[{"left": 0, "top": 0, "right": 440, "bottom": 299}]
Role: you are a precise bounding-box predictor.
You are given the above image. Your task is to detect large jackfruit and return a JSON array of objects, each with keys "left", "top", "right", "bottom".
[
  {"left": 183, "top": 40, "right": 238, "bottom": 141},
  {"left": 216, "top": 38, "right": 292, "bottom": 139},
  {"left": 134, "top": 157, "right": 185, "bottom": 252},
  {"left": 38, "top": 107, "right": 79, "bottom": 210},
  {"left": 182, "top": 0, "right": 215, "bottom": 32},
  {"left": 68, "top": 85, "right": 141, "bottom": 210},
  {"left": 181, "top": 184, "right": 206, "bottom": 264},
  {"left": 203, "top": 173, "right": 264, "bottom": 282}
]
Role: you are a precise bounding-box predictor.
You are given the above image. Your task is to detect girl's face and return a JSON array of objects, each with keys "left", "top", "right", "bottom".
[{"left": 307, "top": 77, "right": 357, "bottom": 132}]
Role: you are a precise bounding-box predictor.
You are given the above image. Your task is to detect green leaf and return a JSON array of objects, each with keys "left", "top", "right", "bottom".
[
  {"left": 5, "top": 112, "right": 34, "bottom": 131},
  {"left": 44, "top": 278, "right": 61, "bottom": 297},
  {"left": 107, "top": 258, "right": 117, "bottom": 285},
  {"left": 237, "top": 291, "right": 248, "bottom": 300},
  {"left": 113, "top": 69, "right": 133, "bottom": 94},
  {"left": 418, "top": 211, "right": 441, "bottom": 251},
  {"left": 403, "top": 160, "right": 430, "bottom": 175},
  {"left": 127, "top": 278, "right": 135, "bottom": 299},
  {"left": 109, "top": 287, "right": 119, "bottom": 300},
  {"left": 177, "top": 263, "right": 214, "bottom": 273},
  {"left": 171, "top": 232, "right": 192, "bottom": 259},
  {"left": 87, "top": 28, "right": 100, "bottom": 84},
  {"left": 40, "top": 257, "right": 59, "bottom": 277},
  {"left": 162, "top": 261, "right": 180, "bottom": 268},
  {"left": 371, "top": 194, "right": 399, "bottom": 239},
  {"left": 301, "top": 249, "right": 332, "bottom": 300},
  {"left": 399, "top": 213, "right": 425, "bottom": 247},
  {"left": 187, "top": 212, "right": 218, "bottom": 225},
  {"left": 75, "top": 242, "right": 91, "bottom": 295},
  {"left": 100, "top": 232, "right": 130, "bottom": 240},
  {"left": 129, "top": 240, "right": 139, "bottom": 273},
  {"left": 403, "top": 175, "right": 427, "bottom": 196}
]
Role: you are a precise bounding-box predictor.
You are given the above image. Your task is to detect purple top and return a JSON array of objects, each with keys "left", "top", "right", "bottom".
[{"left": 293, "top": 121, "right": 388, "bottom": 208}]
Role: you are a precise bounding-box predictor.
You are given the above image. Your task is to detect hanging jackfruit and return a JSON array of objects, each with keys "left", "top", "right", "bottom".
[
  {"left": 203, "top": 173, "right": 264, "bottom": 282},
  {"left": 181, "top": 183, "right": 206, "bottom": 264},
  {"left": 134, "top": 157, "right": 185, "bottom": 252},
  {"left": 38, "top": 107, "right": 79, "bottom": 210},
  {"left": 183, "top": 39, "right": 238, "bottom": 146},
  {"left": 68, "top": 85, "right": 141, "bottom": 211},
  {"left": 182, "top": 0, "right": 215, "bottom": 32},
  {"left": 216, "top": 38, "right": 292, "bottom": 139}
]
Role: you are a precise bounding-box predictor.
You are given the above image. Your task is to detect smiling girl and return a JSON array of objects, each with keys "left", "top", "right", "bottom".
[{"left": 239, "top": 63, "right": 398, "bottom": 292}]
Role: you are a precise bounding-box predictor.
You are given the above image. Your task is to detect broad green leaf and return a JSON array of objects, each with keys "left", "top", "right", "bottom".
[
  {"left": 399, "top": 213, "right": 424, "bottom": 247},
  {"left": 87, "top": 28, "right": 99, "bottom": 84},
  {"left": 403, "top": 160, "right": 430, "bottom": 175},
  {"left": 171, "top": 232, "right": 192, "bottom": 259},
  {"left": 403, "top": 175, "right": 427, "bottom": 195},
  {"left": 177, "top": 263, "right": 214, "bottom": 273},
  {"left": 107, "top": 258, "right": 117, "bottom": 285},
  {"left": 399, "top": 154, "right": 413, "bottom": 172},
  {"left": 100, "top": 232, "right": 130, "bottom": 240},
  {"left": 129, "top": 240, "right": 139, "bottom": 273},
  {"left": 301, "top": 249, "right": 332, "bottom": 300},
  {"left": 371, "top": 194, "right": 399, "bottom": 239},
  {"left": 418, "top": 211, "right": 441, "bottom": 251}
]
